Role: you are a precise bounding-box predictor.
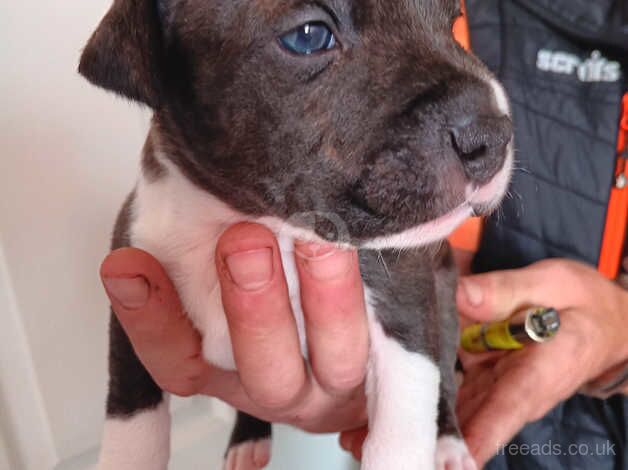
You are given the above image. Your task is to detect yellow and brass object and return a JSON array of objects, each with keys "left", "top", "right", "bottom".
[{"left": 461, "top": 307, "right": 560, "bottom": 353}]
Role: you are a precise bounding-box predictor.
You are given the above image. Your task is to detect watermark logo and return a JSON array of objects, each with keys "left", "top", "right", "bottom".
[
  {"left": 536, "top": 49, "right": 621, "bottom": 83},
  {"left": 276, "top": 210, "right": 353, "bottom": 246}
]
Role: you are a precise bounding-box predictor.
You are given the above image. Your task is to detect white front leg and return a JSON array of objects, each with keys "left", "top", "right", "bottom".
[
  {"left": 362, "top": 315, "right": 441, "bottom": 470},
  {"left": 98, "top": 397, "right": 171, "bottom": 470}
]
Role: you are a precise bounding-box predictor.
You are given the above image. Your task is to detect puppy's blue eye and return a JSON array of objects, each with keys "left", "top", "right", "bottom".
[{"left": 280, "top": 22, "right": 336, "bottom": 55}]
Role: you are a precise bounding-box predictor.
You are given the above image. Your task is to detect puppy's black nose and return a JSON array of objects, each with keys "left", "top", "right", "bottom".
[{"left": 450, "top": 115, "right": 512, "bottom": 184}]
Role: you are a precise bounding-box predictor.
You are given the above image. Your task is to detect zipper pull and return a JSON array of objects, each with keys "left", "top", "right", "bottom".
[
  {"left": 616, "top": 94, "right": 628, "bottom": 189},
  {"left": 617, "top": 154, "right": 627, "bottom": 189},
  {"left": 618, "top": 165, "right": 627, "bottom": 189}
]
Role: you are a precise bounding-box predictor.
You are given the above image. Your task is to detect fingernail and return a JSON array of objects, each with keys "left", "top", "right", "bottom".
[
  {"left": 225, "top": 248, "right": 274, "bottom": 291},
  {"left": 295, "top": 242, "right": 353, "bottom": 281},
  {"left": 461, "top": 278, "right": 484, "bottom": 307},
  {"left": 103, "top": 276, "right": 150, "bottom": 310}
]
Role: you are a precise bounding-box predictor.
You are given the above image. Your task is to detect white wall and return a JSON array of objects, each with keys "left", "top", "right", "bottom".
[{"left": 0, "top": 1, "right": 358, "bottom": 469}]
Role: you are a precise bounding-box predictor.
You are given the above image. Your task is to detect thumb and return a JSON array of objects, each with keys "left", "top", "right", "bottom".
[
  {"left": 463, "top": 370, "right": 535, "bottom": 466},
  {"left": 100, "top": 248, "right": 184, "bottom": 336},
  {"left": 456, "top": 263, "right": 556, "bottom": 323},
  {"left": 100, "top": 248, "right": 211, "bottom": 396}
]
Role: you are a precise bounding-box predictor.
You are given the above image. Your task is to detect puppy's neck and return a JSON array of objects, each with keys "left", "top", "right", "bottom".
[
  {"left": 145, "top": 116, "right": 269, "bottom": 216},
  {"left": 136, "top": 126, "right": 332, "bottom": 248},
  {"left": 140, "top": 122, "right": 353, "bottom": 248}
]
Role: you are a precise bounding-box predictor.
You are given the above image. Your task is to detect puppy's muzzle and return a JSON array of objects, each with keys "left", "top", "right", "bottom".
[{"left": 450, "top": 114, "right": 513, "bottom": 186}]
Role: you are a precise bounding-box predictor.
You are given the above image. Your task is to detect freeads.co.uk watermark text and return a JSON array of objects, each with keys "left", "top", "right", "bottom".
[{"left": 496, "top": 440, "right": 616, "bottom": 457}]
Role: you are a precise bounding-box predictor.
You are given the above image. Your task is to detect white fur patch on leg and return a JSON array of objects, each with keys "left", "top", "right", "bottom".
[
  {"left": 436, "top": 435, "right": 477, "bottom": 470},
  {"left": 362, "top": 296, "right": 441, "bottom": 470},
  {"left": 223, "top": 439, "right": 271, "bottom": 470},
  {"left": 98, "top": 399, "right": 170, "bottom": 470}
]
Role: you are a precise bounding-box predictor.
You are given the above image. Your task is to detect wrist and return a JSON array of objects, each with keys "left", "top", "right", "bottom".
[
  {"left": 616, "top": 289, "right": 628, "bottom": 361},
  {"left": 606, "top": 288, "right": 628, "bottom": 368},
  {"left": 582, "top": 287, "right": 628, "bottom": 397},
  {"left": 582, "top": 360, "right": 628, "bottom": 398}
]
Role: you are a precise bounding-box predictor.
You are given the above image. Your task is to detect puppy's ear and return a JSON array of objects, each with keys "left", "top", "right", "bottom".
[{"left": 79, "top": 0, "right": 165, "bottom": 108}]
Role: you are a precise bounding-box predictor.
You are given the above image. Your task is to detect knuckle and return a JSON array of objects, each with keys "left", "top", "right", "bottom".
[
  {"left": 290, "top": 405, "right": 321, "bottom": 429},
  {"left": 521, "top": 364, "right": 544, "bottom": 393},
  {"left": 318, "top": 364, "right": 365, "bottom": 394},
  {"left": 490, "top": 271, "right": 517, "bottom": 310},
  {"left": 250, "top": 380, "right": 304, "bottom": 411},
  {"left": 226, "top": 293, "right": 287, "bottom": 331},
  {"left": 537, "top": 259, "right": 575, "bottom": 282},
  {"left": 254, "top": 394, "right": 296, "bottom": 412},
  {"left": 159, "top": 368, "right": 208, "bottom": 397},
  {"left": 161, "top": 380, "right": 198, "bottom": 397}
]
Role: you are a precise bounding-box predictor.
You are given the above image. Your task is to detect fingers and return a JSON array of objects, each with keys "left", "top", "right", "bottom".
[
  {"left": 100, "top": 248, "right": 212, "bottom": 396},
  {"left": 581, "top": 361, "right": 628, "bottom": 399},
  {"left": 462, "top": 367, "right": 536, "bottom": 467},
  {"left": 456, "top": 366, "right": 495, "bottom": 429},
  {"left": 451, "top": 247, "right": 475, "bottom": 276},
  {"left": 217, "top": 223, "right": 307, "bottom": 409},
  {"left": 103, "top": 225, "right": 370, "bottom": 432},
  {"left": 458, "top": 349, "right": 507, "bottom": 371},
  {"left": 295, "top": 242, "right": 368, "bottom": 394},
  {"left": 457, "top": 389, "right": 489, "bottom": 431},
  {"left": 339, "top": 426, "right": 368, "bottom": 461},
  {"left": 456, "top": 260, "right": 572, "bottom": 322}
]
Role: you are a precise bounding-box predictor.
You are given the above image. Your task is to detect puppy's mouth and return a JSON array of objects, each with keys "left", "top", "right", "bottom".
[
  {"left": 465, "top": 144, "right": 514, "bottom": 213},
  {"left": 362, "top": 201, "right": 474, "bottom": 250},
  {"left": 363, "top": 149, "right": 513, "bottom": 250}
]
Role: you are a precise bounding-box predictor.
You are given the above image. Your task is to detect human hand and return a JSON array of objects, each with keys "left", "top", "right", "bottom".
[
  {"left": 100, "top": 222, "right": 369, "bottom": 433},
  {"left": 456, "top": 259, "right": 628, "bottom": 467},
  {"left": 580, "top": 360, "right": 628, "bottom": 398},
  {"left": 339, "top": 259, "right": 628, "bottom": 465}
]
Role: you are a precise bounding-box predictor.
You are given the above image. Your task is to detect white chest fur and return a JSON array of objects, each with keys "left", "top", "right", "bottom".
[
  {"left": 129, "top": 159, "right": 308, "bottom": 370},
  {"left": 106, "top": 155, "right": 471, "bottom": 470}
]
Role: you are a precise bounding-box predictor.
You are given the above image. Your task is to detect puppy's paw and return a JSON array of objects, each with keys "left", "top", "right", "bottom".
[
  {"left": 435, "top": 435, "right": 477, "bottom": 470},
  {"left": 223, "top": 439, "right": 271, "bottom": 470}
]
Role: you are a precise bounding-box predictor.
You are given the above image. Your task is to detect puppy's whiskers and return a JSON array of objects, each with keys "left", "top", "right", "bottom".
[{"left": 377, "top": 249, "right": 392, "bottom": 279}]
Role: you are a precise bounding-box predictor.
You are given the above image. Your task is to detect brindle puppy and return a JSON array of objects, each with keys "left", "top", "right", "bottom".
[{"left": 80, "top": 1, "right": 513, "bottom": 468}]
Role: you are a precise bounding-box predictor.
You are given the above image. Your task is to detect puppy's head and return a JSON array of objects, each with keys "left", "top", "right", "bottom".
[{"left": 80, "top": 0, "right": 513, "bottom": 248}]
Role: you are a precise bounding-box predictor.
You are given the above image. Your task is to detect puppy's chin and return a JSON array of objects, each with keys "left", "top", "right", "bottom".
[
  {"left": 362, "top": 202, "right": 475, "bottom": 250},
  {"left": 466, "top": 141, "right": 514, "bottom": 213},
  {"left": 362, "top": 144, "right": 514, "bottom": 251}
]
